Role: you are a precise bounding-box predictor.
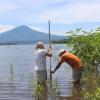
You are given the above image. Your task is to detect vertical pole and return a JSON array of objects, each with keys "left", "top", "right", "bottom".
[{"left": 48, "top": 20, "right": 52, "bottom": 81}]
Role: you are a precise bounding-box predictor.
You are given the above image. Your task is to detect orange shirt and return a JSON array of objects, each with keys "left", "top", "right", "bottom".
[{"left": 60, "top": 52, "right": 83, "bottom": 69}]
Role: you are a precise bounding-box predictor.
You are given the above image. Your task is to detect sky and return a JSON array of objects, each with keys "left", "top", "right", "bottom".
[{"left": 0, "top": 0, "right": 100, "bottom": 35}]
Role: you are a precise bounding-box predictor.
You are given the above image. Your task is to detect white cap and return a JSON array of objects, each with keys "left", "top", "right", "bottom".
[
  {"left": 37, "top": 42, "right": 44, "bottom": 45},
  {"left": 59, "top": 49, "right": 66, "bottom": 55},
  {"left": 36, "top": 42, "right": 44, "bottom": 49}
]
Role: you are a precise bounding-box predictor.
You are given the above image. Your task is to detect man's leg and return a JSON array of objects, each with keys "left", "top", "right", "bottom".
[{"left": 36, "top": 70, "right": 47, "bottom": 85}]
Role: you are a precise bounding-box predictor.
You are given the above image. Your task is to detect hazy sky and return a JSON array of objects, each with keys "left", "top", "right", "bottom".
[{"left": 0, "top": 0, "right": 100, "bottom": 35}]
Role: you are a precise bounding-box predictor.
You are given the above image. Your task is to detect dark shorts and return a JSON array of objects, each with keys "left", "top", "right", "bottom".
[{"left": 72, "top": 69, "right": 82, "bottom": 82}]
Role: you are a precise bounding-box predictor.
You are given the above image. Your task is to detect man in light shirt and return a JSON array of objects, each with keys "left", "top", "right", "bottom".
[{"left": 35, "top": 42, "right": 52, "bottom": 85}]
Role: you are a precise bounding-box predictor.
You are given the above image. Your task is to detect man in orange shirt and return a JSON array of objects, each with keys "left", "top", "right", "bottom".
[{"left": 51, "top": 49, "right": 83, "bottom": 84}]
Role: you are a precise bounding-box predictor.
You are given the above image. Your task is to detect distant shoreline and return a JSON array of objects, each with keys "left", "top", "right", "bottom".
[
  {"left": 0, "top": 41, "right": 67, "bottom": 45},
  {"left": 0, "top": 38, "right": 68, "bottom": 45}
]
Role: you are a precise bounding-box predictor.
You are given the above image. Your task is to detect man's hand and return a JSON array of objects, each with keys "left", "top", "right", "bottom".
[
  {"left": 50, "top": 70, "right": 55, "bottom": 73},
  {"left": 47, "top": 48, "right": 52, "bottom": 52},
  {"left": 47, "top": 48, "right": 52, "bottom": 57}
]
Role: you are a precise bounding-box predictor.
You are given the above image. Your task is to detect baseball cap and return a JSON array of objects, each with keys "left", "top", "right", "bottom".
[{"left": 59, "top": 49, "right": 66, "bottom": 56}]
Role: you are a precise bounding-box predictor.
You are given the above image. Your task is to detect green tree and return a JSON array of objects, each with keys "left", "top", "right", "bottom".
[
  {"left": 67, "top": 28, "right": 100, "bottom": 72},
  {"left": 67, "top": 27, "right": 100, "bottom": 99}
]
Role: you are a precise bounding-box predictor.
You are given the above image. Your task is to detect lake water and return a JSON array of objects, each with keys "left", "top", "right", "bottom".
[{"left": 0, "top": 44, "right": 80, "bottom": 100}]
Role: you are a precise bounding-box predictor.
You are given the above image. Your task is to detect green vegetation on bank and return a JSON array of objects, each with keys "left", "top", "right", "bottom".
[{"left": 66, "top": 27, "right": 100, "bottom": 100}]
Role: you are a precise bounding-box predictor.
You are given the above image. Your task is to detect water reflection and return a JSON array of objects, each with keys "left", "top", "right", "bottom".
[
  {"left": 9, "top": 63, "right": 15, "bottom": 95},
  {"left": 60, "top": 83, "right": 82, "bottom": 100}
]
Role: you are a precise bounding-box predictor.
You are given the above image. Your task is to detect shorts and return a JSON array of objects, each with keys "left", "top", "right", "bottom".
[
  {"left": 35, "top": 70, "right": 47, "bottom": 84},
  {"left": 72, "top": 69, "right": 82, "bottom": 82}
]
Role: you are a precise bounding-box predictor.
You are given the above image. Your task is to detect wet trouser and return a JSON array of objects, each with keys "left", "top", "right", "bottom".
[
  {"left": 35, "top": 70, "right": 47, "bottom": 100},
  {"left": 35, "top": 70, "right": 47, "bottom": 84},
  {"left": 72, "top": 69, "right": 82, "bottom": 83}
]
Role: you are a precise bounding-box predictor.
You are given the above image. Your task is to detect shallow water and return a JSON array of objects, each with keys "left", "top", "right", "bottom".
[{"left": 0, "top": 44, "right": 82, "bottom": 100}]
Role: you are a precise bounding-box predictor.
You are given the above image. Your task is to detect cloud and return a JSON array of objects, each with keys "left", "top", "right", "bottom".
[
  {"left": 0, "top": 25, "right": 15, "bottom": 33},
  {"left": 38, "top": 1, "right": 100, "bottom": 24},
  {"left": 0, "top": 0, "right": 100, "bottom": 24},
  {"left": 30, "top": 26, "right": 47, "bottom": 33},
  {"left": 0, "top": 1, "right": 18, "bottom": 13},
  {"left": 0, "top": 0, "right": 100, "bottom": 35},
  {"left": 14, "top": 0, "right": 99, "bottom": 24}
]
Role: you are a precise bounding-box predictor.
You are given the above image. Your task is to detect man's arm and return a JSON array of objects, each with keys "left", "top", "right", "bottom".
[{"left": 51, "top": 61, "right": 62, "bottom": 73}]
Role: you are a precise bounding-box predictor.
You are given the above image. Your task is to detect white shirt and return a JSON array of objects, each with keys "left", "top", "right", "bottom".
[{"left": 35, "top": 49, "right": 47, "bottom": 70}]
